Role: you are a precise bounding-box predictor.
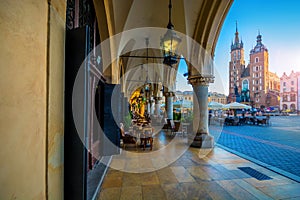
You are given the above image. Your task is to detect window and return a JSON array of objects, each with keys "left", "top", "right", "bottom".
[
  {"left": 255, "top": 57, "right": 259, "bottom": 63},
  {"left": 291, "top": 81, "right": 294, "bottom": 85},
  {"left": 256, "top": 87, "right": 259, "bottom": 91},
  {"left": 283, "top": 88, "right": 286, "bottom": 92},
  {"left": 283, "top": 82, "right": 286, "bottom": 86},
  {"left": 242, "top": 79, "right": 249, "bottom": 90},
  {"left": 283, "top": 95, "right": 288, "bottom": 102},
  {"left": 291, "top": 87, "right": 294, "bottom": 92},
  {"left": 291, "top": 94, "right": 296, "bottom": 101},
  {"left": 256, "top": 80, "right": 259, "bottom": 84},
  {"left": 256, "top": 66, "right": 259, "bottom": 71}
]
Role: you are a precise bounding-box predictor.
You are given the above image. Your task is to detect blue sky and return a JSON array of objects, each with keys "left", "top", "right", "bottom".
[{"left": 177, "top": 0, "right": 300, "bottom": 94}]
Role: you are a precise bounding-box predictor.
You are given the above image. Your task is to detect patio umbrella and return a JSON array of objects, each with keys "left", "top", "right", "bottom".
[
  {"left": 208, "top": 101, "right": 224, "bottom": 110},
  {"left": 224, "top": 102, "right": 251, "bottom": 110},
  {"left": 173, "top": 100, "right": 193, "bottom": 108}
]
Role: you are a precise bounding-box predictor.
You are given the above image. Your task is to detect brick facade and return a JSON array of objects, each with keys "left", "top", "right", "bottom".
[{"left": 228, "top": 25, "right": 280, "bottom": 109}]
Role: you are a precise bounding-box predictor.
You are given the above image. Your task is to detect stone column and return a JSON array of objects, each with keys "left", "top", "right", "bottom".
[
  {"left": 188, "top": 76, "right": 214, "bottom": 148},
  {"left": 164, "top": 92, "right": 175, "bottom": 119},
  {"left": 154, "top": 97, "right": 161, "bottom": 116},
  {"left": 146, "top": 100, "right": 151, "bottom": 114},
  {"left": 150, "top": 98, "right": 155, "bottom": 115}
]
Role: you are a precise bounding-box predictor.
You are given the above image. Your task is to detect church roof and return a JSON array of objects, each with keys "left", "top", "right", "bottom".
[
  {"left": 231, "top": 21, "right": 243, "bottom": 51},
  {"left": 250, "top": 31, "right": 268, "bottom": 54},
  {"left": 241, "top": 66, "right": 250, "bottom": 78}
]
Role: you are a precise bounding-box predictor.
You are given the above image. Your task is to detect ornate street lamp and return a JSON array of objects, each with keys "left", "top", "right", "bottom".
[{"left": 161, "top": 0, "right": 181, "bottom": 66}]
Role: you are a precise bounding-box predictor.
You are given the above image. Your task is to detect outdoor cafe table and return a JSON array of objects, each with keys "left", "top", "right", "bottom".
[
  {"left": 244, "top": 116, "right": 268, "bottom": 125},
  {"left": 131, "top": 125, "right": 153, "bottom": 150}
]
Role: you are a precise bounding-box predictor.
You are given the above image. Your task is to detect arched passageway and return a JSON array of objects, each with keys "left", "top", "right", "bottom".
[{"left": 64, "top": 0, "right": 233, "bottom": 199}]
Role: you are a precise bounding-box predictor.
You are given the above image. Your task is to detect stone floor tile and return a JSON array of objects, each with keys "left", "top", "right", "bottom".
[
  {"left": 170, "top": 166, "right": 196, "bottom": 182},
  {"left": 101, "top": 175, "right": 123, "bottom": 189},
  {"left": 98, "top": 144, "right": 300, "bottom": 200},
  {"left": 110, "top": 158, "right": 126, "bottom": 171},
  {"left": 142, "top": 184, "right": 167, "bottom": 200},
  {"left": 139, "top": 158, "right": 154, "bottom": 169},
  {"left": 161, "top": 183, "right": 186, "bottom": 200},
  {"left": 179, "top": 182, "right": 213, "bottom": 200},
  {"left": 216, "top": 180, "right": 258, "bottom": 200},
  {"left": 243, "top": 177, "right": 295, "bottom": 188},
  {"left": 122, "top": 173, "right": 142, "bottom": 187},
  {"left": 271, "top": 175, "right": 299, "bottom": 184},
  {"left": 186, "top": 166, "right": 212, "bottom": 181},
  {"left": 120, "top": 186, "right": 142, "bottom": 200},
  {"left": 200, "top": 165, "right": 231, "bottom": 180},
  {"left": 233, "top": 179, "right": 273, "bottom": 200},
  {"left": 140, "top": 172, "right": 160, "bottom": 185},
  {"left": 107, "top": 169, "right": 124, "bottom": 177},
  {"left": 98, "top": 187, "right": 121, "bottom": 200},
  {"left": 156, "top": 167, "right": 179, "bottom": 184},
  {"left": 212, "top": 164, "right": 241, "bottom": 180},
  {"left": 230, "top": 169, "right": 252, "bottom": 179},
  {"left": 257, "top": 183, "right": 300, "bottom": 199},
  {"left": 200, "top": 181, "right": 235, "bottom": 200}
]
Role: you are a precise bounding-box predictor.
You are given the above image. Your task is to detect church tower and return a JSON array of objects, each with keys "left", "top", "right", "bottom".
[
  {"left": 248, "top": 31, "right": 269, "bottom": 108},
  {"left": 228, "top": 22, "right": 245, "bottom": 102}
]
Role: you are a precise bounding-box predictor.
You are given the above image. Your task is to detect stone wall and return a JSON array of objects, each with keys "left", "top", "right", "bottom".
[
  {"left": 47, "top": 0, "right": 66, "bottom": 199},
  {"left": 0, "top": 0, "right": 65, "bottom": 199}
]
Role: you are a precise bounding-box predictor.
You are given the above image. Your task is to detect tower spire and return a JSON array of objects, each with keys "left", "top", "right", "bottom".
[
  {"left": 256, "top": 29, "right": 262, "bottom": 45},
  {"left": 234, "top": 21, "right": 239, "bottom": 44}
]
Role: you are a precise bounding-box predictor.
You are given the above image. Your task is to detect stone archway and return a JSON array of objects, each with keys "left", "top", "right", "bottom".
[{"left": 64, "top": 0, "right": 234, "bottom": 198}]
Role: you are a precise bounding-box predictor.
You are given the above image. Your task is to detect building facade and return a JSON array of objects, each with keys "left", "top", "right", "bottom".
[
  {"left": 208, "top": 92, "right": 227, "bottom": 104},
  {"left": 228, "top": 24, "right": 280, "bottom": 108},
  {"left": 298, "top": 75, "right": 300, "bottom": 111},
  {"left": 280, "top": 71, "right": 300, "bottom": 112}
]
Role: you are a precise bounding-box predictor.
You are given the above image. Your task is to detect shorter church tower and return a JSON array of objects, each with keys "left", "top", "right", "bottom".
[{"left": 248, "top": 31, "right": 269, "bottom": 108}]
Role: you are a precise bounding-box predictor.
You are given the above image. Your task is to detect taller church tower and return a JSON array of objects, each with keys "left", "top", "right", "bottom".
[{"left": 228, "top": 22, "right": 245, "bottom": 102}]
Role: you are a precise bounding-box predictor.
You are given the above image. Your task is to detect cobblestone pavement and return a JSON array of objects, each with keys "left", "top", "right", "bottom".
[{"left": 210, "top": 115, "right": 300, "bottom": 181}]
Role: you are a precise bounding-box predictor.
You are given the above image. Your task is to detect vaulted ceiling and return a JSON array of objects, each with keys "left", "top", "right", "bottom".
[{"left": 93, "top": 0, "right": 233, "bottom": 93}]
